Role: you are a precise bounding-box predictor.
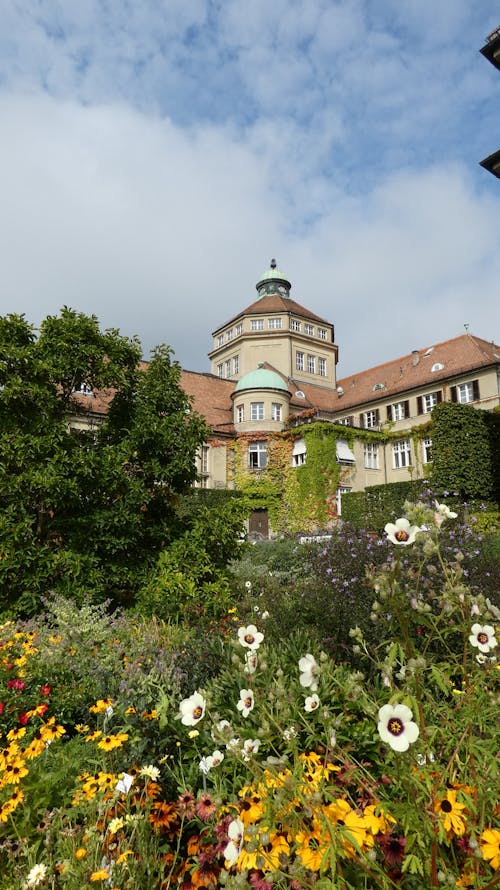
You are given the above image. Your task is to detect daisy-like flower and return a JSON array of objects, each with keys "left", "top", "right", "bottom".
[
  {"left": 237, "top": 625, "right": 264, "bottom": 650},
  {"left": 90, "top": 869, "right": 110, "bottom": 882},
  {"left": 480, "top": 828, "right": 500, "bottom": 870},
  {"left": 299, "top": 653, "right": 320, "bottom": 691},
  {"left": 97, "top": 732, "right": 128, "bottom": 751},
  {"left": 304, "top": 693, "right": 320, "bottom": 712},
  {"left": 89, "top": 699, "right": 113, "bottom": 714},
  {"left": 384, "top": 517, "right": 421, "bottom": 546},
  {"left": 237, "top": 689, "right": 254, "bottom": 718},
  {"left": 139, "top": 764, "right": 160, "bottom": 782},
  {"left": 224, "top": 818, "right": 245, "bottom": 865},
  {"left": 377, "top": 703, "right": 419, "bottom": 752},
  {"left": 178, "top": 691, "right": 206, "bottom": 726},
  {"left": 469, "top": 624, "right": 497, "bottom": 654},
  {"left": 195, "top": 793, "right": 218, "bottom": 822},
  {"left": 24, "top": 864, "right": 48, "bottom": 887},
  {"left": 434, "top": 789, "right": 466, "bottom": 836},
  {"left": 242, "top": 738, "right": 260, "bottom": 760}
]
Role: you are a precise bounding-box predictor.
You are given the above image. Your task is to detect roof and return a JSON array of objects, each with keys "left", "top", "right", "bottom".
[
  {"left": 235, "top": 366, "right": 290, "bottom": 393},
  {"left": 212, "top": 293, "right": 332, "bottom": 334},
  {"left": 332, "top": 334, "right": 500, "bottom": 412},
  {"left": 180, "top": 370, "right": 234, "bottom": 433}
]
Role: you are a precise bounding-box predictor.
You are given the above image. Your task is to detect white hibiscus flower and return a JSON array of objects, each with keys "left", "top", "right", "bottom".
[
  {"left": 434, "top": 500, "right": 458, "bottom": 522},
  {"left": 298, "top": 653, "right": 320, "bottom": 691},
  {"left": 377, "top": 703, "right": 419, "bottom": 752},
  {"left": 236, "top": 688, "right": 255, "bottom": 718},
  {"left": 178, "top": 691, "right": 206, "bottom": 726},
  {"left": 384, "top": 517, "right": 421, "bottom": 546},
  {"left": 469, "top": 624, "right": 497, "bottom": 654},
  {"left": 237, "top": 625, "right": 264, "bottom": 650},
  {"left": 304, "top": 693, "right": 320, "bottom": 712},
  {"left": 224, "top": 818, "right": 244, "bottom": 865},
  {"left": 242, "top": 738, "right": 260, "bottom": 760},
  {"left": 244, "top": 651, "right": 258, "bottom": 674}
]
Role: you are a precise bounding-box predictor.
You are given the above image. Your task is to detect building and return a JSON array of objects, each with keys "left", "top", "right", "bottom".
[
  {"left": 480, "top": 26, "right": 500, "bottom": 178},
  {"left": 71, "top": 260, "right": 500, "bottom": 534}
]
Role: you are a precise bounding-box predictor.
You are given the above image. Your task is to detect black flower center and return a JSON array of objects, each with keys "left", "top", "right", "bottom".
[
  {"left": 440, "top": 800, "right": 452, "bottom": 813},
  {"left": 388, "top": 718, "right": 404, "bottom": 736}
]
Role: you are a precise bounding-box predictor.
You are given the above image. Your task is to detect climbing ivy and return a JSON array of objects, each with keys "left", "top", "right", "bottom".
[{"left": 431, "top": 402, "right": 495, "bottom": 499}]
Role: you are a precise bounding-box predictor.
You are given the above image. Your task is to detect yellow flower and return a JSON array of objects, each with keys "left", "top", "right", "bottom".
[
  {"left": 116, "top": 849, "right": 134, "bottom": 863},
  {"left": 97, "top": 733, "right": 129, "bottom": 751},
  {"left": 90, "top": 869, "right": 110, "bottom": 881},
  {"left": 480, "top": 828, "right": 500, "bottom": 870},
  {"left": 6, "top": 727, "right": 26, "bottom": 742},
  {"left": 85, "top": 731, "right": 103, "bottom": 742},
  {"left": 40, "top": 718, "right": 66, "bottom": 742},
  {"left": 125, "top": 706, "right": 136, "bottom": 715},
  {"left": 434, "top": 789, "right": 467, "bottom": 837},
  {"left": 142, "top": 709, "right": 158, "bottom": 720},
  {"left": 89, "top": 699, "right": 113, "bottom": 714},
  {"left": 75, "top": 848, "right": 87, "bottom": 859},
  {"left": 75, "top": 724, "right": 90, "bottom": 734}
]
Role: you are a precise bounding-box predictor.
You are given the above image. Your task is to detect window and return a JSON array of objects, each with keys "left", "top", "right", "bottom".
[
  {"left": 451, "top": 380, "right": 480, "bottom": 404},
  {"left": 225, "top": 359, "right": 231, "bottom": 378},
  {"left": 291, "top": 319, "right": 301, "bottom": 332},
  {"left": 292, "top": 438, "right": 307, "bottom": 466},
  {"left": 307, "top": 354, "right": 316, "bottom": 374},
  {"left": 364, "top": 443, "right": 379, "bottom": 469},
  {"left": 305, "top": 323, "right": 314, "bottom": 335},
  {"left": 236, "top": 323, "right": 243, "bottom": 336},
  {"left": 318, "top": 357, "right": 327, "bottom": 376},
  {"left": 216, "top": 363, "right": 223, "bottom": 378},
  {"left": 200, "top": 445, "right": 209, "bottom": 474},
  {"left": 422, "top": 437, "right": 433, "bottom": 464},
  {"left": 268, "top": 318, "right": 282, "bottom": 329},
  {"left": 318, "top": 328, "right": 327, "bottom": 340},
  {"left": 250, "top": 402, "right": 264, "bottom": 421},
  {"left": 417, "top": 391, "right": 442, "bottom": 414},
  {"left": 226, "top": 328, "right": 233, "bottom": 342},
  {"left": 362, "top": 409, "right": 379, "bottom": 429},
  {"left": 236, "top": 404, "right": 244, "bottom": 423},
  {"left": 217, "top": 334, "right": 224, "bottom": 347},
  {"left": 388, "top": 401, "right": 409, "bottom": 422},
  {"left": 336, "top": 486, "right": 352, "bottom": 516},
  {"left": 233, "top": 355, "right": 239, "bottom": 375},
  {"left": 337, "top": 416, "right": 354, "bottom": 426},
  {"left": 271, "top": 402, "right": 282, "bottom": 421},
  {"left": 74, "top": 382, "right": 93, "bottom": 396},
  {"left": 251, "top": 319, "right": 264, "bottom": 331},
  {"left": 392, "top": 439, "right": 411, "bottom": 469},
  {"left": 296, "top": 351, "right": 304, "bottom": 371},
  {"left": 248, "top": 441, "right": 267, "bottom": 468},
  {"left": 336, "top": 440, "right": 356, "bottom": 465}
]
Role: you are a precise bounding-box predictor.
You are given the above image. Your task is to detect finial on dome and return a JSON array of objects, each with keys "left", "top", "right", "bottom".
[{"left": 270, "top": 258, "right": 277, "bottom": 269}]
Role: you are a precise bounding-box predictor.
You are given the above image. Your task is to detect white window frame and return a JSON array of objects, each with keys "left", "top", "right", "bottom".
[
  {"left": 307, "top": 354, "right": 316, "bottom": 374},
  {"left": 290, "top": 319, "right": 301, "bottom": 332},
  {"left": 225, "top": 359, "right": 231, "bottom": 378},
  {"left": 235, "top": 323, "right": 243, "bottom": 336},
  {"left": 296, "top": 351, "right": 304, "bottom": 371},
  {"left": 318, "top": 328, "right": 327, "bottom": 340},
  {"left": 271, "top": 402, "right": 282, "bottom": 421},
  {"left": 200, "top": 445, "right": 209, "bottom": 475},
  {"left": 248, "top": 441, "right": 267, "bottom": 469},
  {"left": 268, "top": 318, "right": 282, "bottom": 329},
  {"left": 226, "top": 328, "right": 233, "bottom": 342},
  {"left": 457, "top": 382, "right": 474, "bottom": 404},
  {"left": 363, "top": 410, "right": 378, "bottom": 428},
  {"left": 392, "top": 402, "right": 406, "bottom": 422},
  {"left": 251, "top": 319, "right": 264, "bottom": 331},
  {"left": 217, "top": 334, "right": 224, "bottom": 347},
  {"left": 305, "top": 323, "right": 314, "bottom": 335},
  {"left": 364, "top": 443, "right": 379, "bottom": 469},
  {"left": 236, "top": 404, "right": 244, "bottom": 423},
  {"left": 422, "top": 437, "right": 433, "bottom": 464},
  {"left": 318, "top": 357, "right": 327, "bottom": 377},
  {"left": 250, "top": 402, "right": 264, "bottom": 421},
  {"left": 423, "top": 392, "right": 438, "bottom": 413},
  {"left": 216, "top": 363, "right": 223, "bottom": 378},
  {"left": 392, "top": 439, "right": 411, "bottom": 469}
]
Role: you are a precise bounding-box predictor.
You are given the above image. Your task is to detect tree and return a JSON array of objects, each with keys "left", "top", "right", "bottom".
[{"left": 0, "top": 310, "right": 208, "bottom": 615}]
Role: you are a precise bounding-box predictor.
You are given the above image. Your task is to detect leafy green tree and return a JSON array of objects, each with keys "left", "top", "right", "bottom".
[{"left": 0, "top": 310, "right": 208, "bottom": 615}]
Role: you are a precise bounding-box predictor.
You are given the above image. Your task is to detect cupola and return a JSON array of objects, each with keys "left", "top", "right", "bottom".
[{"left": 255, "top": 258, "right": 291, "bottom": 298}]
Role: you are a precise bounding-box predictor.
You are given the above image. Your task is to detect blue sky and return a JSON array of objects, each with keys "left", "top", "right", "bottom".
[{"left": 1, "top": 0, "right": 499, "bottom": 376}]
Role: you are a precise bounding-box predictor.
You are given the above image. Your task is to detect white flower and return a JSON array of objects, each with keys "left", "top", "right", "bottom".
[
  {"left": 237, "top": 624, "right": 264, "bottom": 650},
  {"left": 476, "top": 653, "right": 488, "bottom": 665},
  {"left": 244, "top": 651, "right": 258, "bottom": 674},
  {"left": 245, "top": 580, "right": 252, "bottom": 589},
  {"left": 237, "top": 688, "right": 255, "bottom": 718},
  {"left": 178, "top": 691, "right": 206, "bottom": 726},
  {"left": 283, "top": 726, "right": 297, "bottom": 742},
  {"left": 377, "top": 703, "right": 420, "bottom": 752},
  {"left": 226, "top": 736, "right": 241, "bottom": 752},
  {"left": 261, "top": 610, "right": 270, "bottom": 619},
  {"left": 242, "top": 738, "right": 260, "bottom": 760},
  {"left": 212, "top": 719, "right": 232, "bottom": 741},
  {"left": 210, "top": 749, "right": 224, "bottom": 767},
  {"left": 139, "top": 764, "right": 160, "bottom": 781},
  {"left": 384, "top": 517, "right": 421, "bottom": 546},
  {"left": 434, "top": 500, "right": 458, "bottom": 520},
  {"left": 470, "top": 603, "right": 480, "bottom": 617},
  {"left": 469, "top": 624, "right": 497, "bottom": 654},
  {"left": 199, "top": 756, "right": 214, "bottom": 774},
  {"left": 108, "top": 816, "right": 125, "bottom": 834},
  {"left": 304, "top": 693, "right": 320, "bottom": 712},
  {"left": 224, "top": 818, "right": 244, "bottom": 865},
  {"left": 24, "top": 864, "right": 48, "bottom": 888},
  {"left": 298, "top": 653, "right": 320, "bottom": 691}
]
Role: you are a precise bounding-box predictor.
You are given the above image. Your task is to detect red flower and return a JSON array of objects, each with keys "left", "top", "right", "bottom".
[
  {"left": 7, "top": 678, "right": 26, "bottom": 691},
  {"left": 0, "top": 702, "right": 4, "bottom": 715},
  {"left": 18, "top": 712, "right": 29, "bottom": 726},
  {"left": 41, "top": 685, "right": 51, "bottom": 696}
]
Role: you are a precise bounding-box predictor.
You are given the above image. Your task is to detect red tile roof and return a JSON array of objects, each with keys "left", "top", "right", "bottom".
[
  {"left": 180, "top": 370, "right": 234, "bottom": 434},
  {"left": 212, "top": 294, "right": 331, "bottom": 333}
]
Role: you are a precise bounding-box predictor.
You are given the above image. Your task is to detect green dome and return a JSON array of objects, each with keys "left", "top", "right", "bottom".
[
  {"left": 255, "top": 258, "right": 291, "bottom": 296},
  {"left": 235, "top": 367, "right": 289, "bottom": 393}
]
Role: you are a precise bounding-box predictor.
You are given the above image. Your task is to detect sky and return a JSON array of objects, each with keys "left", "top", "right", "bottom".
[{"left": 1, "top": 1, "right": 499, "bottom": 378}]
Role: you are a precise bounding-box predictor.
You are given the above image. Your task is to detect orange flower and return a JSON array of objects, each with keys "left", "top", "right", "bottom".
[
  {"left": 75, "top": 848, "right": 87, "bottom": 859},
  {"left": 90, "top": 869, "right": 110, "bottom": 881}
]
